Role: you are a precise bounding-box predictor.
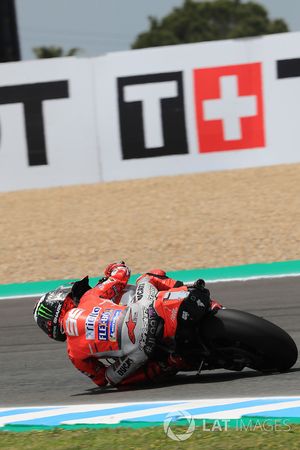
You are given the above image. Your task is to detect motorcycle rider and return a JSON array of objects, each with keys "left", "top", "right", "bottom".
[{"left": 33, "top": 261, "right": 213, "bottom": 387}]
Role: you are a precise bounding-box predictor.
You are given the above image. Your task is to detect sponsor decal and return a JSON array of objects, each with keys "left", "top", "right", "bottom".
[
  {"left": 144, "top": 317, "right": 158, "bottom": 355},
  {"left": 98, "top": 309, "right": 113, "bottom": 341},
  {"left": 135, "top": 283, "right": 145, "bottom": 302},
  {"left": 170, "top": 307, "right": 178, "bottom": 323},
  {"left": 116, "top": 357, "right": 133, "bottom": 377},
  {"left": 134, "top": 282, "right": 157, "bottom": 304},
  {"left": 85, "top": 306, "right": 101, "bottom": 340},
  {"left": 118, "top": 72, "right": 188, "bottom": 159},
  {"left": 126, "top": 309, "right": 137, "bottom": 344},
  {"left": 65, "top": 308, "right": 84, "bottom": 337},
  {"left": 148, "top": 304, "right": 158, "bottom": 318},
  {"left": 139, "top": 332, "right": 147, "bottom": 350},
  {"left": 148, "top": 284, "right": 158, "bottom": 303},
  {"left": 109, "top": 310, "right": 121, "bottom": 341},
  {"left": 139, "top": 307, "right": 149, "bottom": 350},
  {"left": 141, "top": 306, "right": 149, "bottom": 327},
  {"left": 165, "top": 304, "right": 180, "bottom": 324},
  {"left": 139, "top": 305, "right": 159, "bottom": 356},
  {"left": 194, "top": 62, "right": 265, "bottom": 153},
  {"left": 53, "top": 302, "right": 62, "bottom": 325}
]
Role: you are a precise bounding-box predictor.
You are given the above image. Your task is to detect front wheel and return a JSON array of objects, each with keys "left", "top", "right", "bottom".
[{"left": 200, "top": 309, "right": 298, "bottom": 372}]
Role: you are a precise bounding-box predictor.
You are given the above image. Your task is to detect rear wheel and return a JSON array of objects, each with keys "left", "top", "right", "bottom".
[{"left": 200, "top": 309, "right": 298, "bottom": 372}]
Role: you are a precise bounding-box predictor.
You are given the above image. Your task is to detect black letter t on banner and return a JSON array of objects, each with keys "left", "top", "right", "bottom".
[{"left": 0, "top": 81, "right": 69, "bottom": 166}]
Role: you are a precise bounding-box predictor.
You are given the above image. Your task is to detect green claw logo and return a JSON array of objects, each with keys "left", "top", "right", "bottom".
[{"left": 37, "top": 304, "right": 52, "bottom": 320}]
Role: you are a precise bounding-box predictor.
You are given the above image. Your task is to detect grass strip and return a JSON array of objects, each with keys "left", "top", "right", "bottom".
[{"left": 1, "top": 422, "right": 300, "bottom": 450}]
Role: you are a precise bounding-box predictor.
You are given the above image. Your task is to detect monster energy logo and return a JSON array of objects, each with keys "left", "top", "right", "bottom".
[{"left": 37, "top": 304, "right": 53, "bottom": 320}]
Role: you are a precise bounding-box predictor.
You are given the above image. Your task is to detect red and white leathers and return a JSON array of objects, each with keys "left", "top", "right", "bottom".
[{"left": 61, "top": 265, "right": 183, "bottom": 387}]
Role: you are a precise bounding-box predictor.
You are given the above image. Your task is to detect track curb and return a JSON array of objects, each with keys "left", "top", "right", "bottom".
[
  {"left": 1, "top": 259, "right": 300, "bottom": 300},
  {"left": 1, "top": 398, "right": 300, "bottom": 432}
]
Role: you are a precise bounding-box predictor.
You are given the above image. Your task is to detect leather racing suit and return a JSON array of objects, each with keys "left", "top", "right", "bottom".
[{"left": 62, "top": 265, "right": 184, "bottom": 386}]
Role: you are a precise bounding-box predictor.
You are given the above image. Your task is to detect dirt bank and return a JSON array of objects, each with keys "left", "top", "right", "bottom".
[{"left": 1, "top": 163, "right": 300, "bottom": 284}]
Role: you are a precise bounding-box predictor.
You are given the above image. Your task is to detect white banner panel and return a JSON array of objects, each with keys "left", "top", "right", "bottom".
[
  {"left": 0, "top": 57, "right": 100, "bottom": 192},
  {"left": 94, "top": 32, "right": 300, "bottom": 181},
  {"left": 2, "top": 32, "right": 300, "bottom": 191}
]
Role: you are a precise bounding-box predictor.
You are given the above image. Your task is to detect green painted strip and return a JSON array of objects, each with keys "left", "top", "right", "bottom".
[
  {"left": 0, "top": 278, "right": 77, "bottom": 298},
  {"left": 1, "top": 417, "right": 300, "bottom": 432},
  {"left": 1, "top": 259, "right": 300, "bottom": 299},
  {"left": 165, "top": 259, "right": 300, "bottom": 283}
]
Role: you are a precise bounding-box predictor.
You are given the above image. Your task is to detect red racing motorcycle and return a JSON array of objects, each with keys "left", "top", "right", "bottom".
[{"left": 123, "top": 284, "right": 298, "bottom": 375}]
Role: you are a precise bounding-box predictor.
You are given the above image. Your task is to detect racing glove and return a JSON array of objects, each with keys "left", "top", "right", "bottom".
[{"left": 104, "top": 261, "right": 131, "bottom": 279}]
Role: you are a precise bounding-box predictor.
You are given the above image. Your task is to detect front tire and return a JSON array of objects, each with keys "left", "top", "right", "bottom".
[{"left": 200, "top": 309, "right": 298, "bottom": 372}]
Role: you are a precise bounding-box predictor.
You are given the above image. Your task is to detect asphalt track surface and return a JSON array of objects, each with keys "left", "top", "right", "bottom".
[{"left": 1, "top": 277, "right": 299, "bottom": 407}]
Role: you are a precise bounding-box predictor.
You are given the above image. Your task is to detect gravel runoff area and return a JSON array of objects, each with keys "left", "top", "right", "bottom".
[{"left": 1, "top": 163, "right": 300, "bottom": 285}]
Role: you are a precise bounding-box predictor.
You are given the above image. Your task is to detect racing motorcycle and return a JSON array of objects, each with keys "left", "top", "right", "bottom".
[{"left": 122, "top": 284, "right": 298, "bottom": 375}]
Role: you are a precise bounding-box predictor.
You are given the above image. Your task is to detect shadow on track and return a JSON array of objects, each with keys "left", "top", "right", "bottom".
[{"left": 70, "top": 368, "right": 300, "bottom": 398}]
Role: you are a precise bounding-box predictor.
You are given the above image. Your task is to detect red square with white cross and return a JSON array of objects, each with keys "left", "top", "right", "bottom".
[{"left": 194, "top": 63, "right": 265, "bottom": 153}]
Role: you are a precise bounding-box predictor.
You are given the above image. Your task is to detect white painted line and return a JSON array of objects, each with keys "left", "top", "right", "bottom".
[
  {"left": 206, "top": 273, "right": 300, "bottom": 284},
  {"left": 1, "top": 398, "right": 299, "bottom": 427},
  {"left": 195, "top": 399, "right": 300, "bottom": 419},
  {"left": 61, "top": 398, "right": 256, "bottom": 425},
  {"left": 0, "top": 293, "right": 44, "bottom": 301},
  {"left": 0, "top": 403, "right": 137, "bottom": 427}
]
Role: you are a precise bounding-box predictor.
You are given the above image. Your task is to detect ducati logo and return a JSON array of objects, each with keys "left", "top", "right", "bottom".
[{"left": 126, "top": 309, "right": 137, "bottom": 344}]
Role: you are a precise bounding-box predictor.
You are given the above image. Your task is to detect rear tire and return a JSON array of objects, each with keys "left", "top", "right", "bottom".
[{"left": 200, "top": 309, "right": 298, "bottom": 372}]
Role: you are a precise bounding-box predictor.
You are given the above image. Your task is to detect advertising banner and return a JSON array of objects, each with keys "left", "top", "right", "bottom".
[
  {"left": 94, "top": 32, "right": 300, "bottom": 181},
  {"left": 1, "top": 32, "right": 300, "bottom": 191},
  {"left": 0, "top": 57, "right": 100, "bottom": 191}
]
